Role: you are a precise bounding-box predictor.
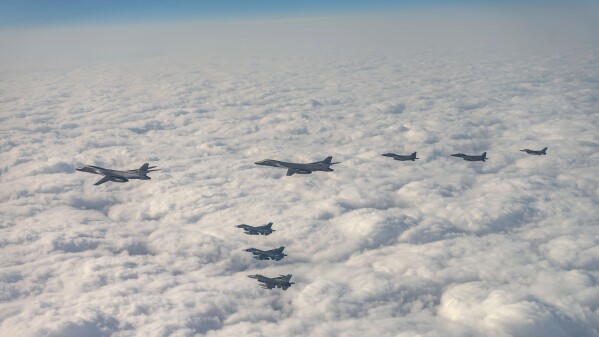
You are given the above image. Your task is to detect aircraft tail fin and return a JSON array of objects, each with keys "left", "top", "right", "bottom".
[
  {"left": 264, "top": 222, "right": 273, "bottom": 229},
  {"left": 482, "top": 152, "right": 487, "bottom": 160},
  {"left": 322, "top": 156, "right": 340, "bottom": 166},
  {"left": 541, "top": 147, "right": 548, "bottom": 154},
  {"left": 138, "top": 163, "right": 159, "bottom": 175},
  {"left": 411, "top": 152, "right": 417, "bottom": 159},
  {"left": 279, "top": 274, "right": 292, "bottom": 282}
]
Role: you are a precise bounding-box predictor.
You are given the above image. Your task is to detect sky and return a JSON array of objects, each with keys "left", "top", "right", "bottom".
[
  {"left": 1, "top": 2, "right": 599, "bottom": 337},
  {"left": 0, "top": 0, "right": 569, "bottom": 28}
]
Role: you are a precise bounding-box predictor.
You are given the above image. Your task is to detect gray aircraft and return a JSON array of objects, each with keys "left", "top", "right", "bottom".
[
  {"left": 247, "top": 274, "right": 294, "bottom": 290},
  {"left": 451, "top": 152, "right": 487, "bottom": 162},
  {"left": 76, "top": 163, "right": 159, "bottom": 185},
  {"left": 236, "top": 222, "right": 275, "bottom": 236},
  {"left": 255, "top": 156, "right": 339, "bottom": 176},
  {"left": 244, "top": 247, "right": 287, "bottom": 261},
  {"left": 382, "top": 152, "right": 419, "bottom": 161},
  {"left": 520, "top": 147, "right": 548, "bottom": 155}
]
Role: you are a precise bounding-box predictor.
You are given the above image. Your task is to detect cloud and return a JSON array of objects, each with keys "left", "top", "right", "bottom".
[{"left": 1, "top": 6, "right": 599, "bottom": 337}]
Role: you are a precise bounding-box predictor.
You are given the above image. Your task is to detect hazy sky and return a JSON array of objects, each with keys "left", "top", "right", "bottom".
[{"left": 0, "top": 0, "right": 562, "bottom": 28}]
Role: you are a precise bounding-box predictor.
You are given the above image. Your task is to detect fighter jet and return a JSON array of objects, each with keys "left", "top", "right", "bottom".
[
  {"left": 236, "top": 222, "right": 275, "bottom": 236},
  {"left": 76, "top": 163, "right": 159, "bottom": 185},
  {"left": 520, "top": 147, "right": 548, "bottom": 155},
  {"left": 451, "top": 152, "right": 487, "bottom": 162},
  {"left": 244, "top": 247, "right": 287, "bottom": 261},
  {"left": 247, "top": 274, "right": 294, "bottom": 290},
  {"left": 255, "top": 156, "right": 339, "bottom": 176},
  {"left": 382, "top": 152, "right": 419, "bottom": 161}
]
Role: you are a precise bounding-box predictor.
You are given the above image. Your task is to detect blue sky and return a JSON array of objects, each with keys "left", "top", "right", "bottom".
[{"left": 0, "top": 0, "right": 544, "bottom": 28}]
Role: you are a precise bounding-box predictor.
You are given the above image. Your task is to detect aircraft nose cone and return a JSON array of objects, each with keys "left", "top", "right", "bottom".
[
  {"left": 247, "top": 275, "right": 258, "bottom": 279},
  {"left": 244, "top": 248, "right": 253, "bottom": 252}
]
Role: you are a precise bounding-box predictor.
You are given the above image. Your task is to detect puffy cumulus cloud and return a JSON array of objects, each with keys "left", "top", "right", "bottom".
[
  {"left": 1, "top": 7, "right": 599, "bottom": 337},
  {"left": 439, "top": 281, "right": 596, "bottom": 337}
]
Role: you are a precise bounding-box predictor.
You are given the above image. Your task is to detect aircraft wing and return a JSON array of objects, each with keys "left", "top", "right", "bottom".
[
  {"left": 256, "top": 253, "right": 268, "bottom": 259},
  {"left": 261, "top": 282, "right": 274, "bottom": 289},
  {"left": 94, "top": 176, "right": 111, "bottom": 185}
]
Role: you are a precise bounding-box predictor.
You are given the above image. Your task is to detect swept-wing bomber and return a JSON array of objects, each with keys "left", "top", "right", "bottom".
[
  {"left": 245, "top": 247, "right": 287, "bottom": 261},
  {"left": 247, "top": 274, "right": 294, "bottom": 290},
  {"left": 382, "top": 152, "right": 419, "bottom": 161},
  {"left": 76, "top": 163, "right": 159, "bottom": 185},
  {"left": 520, "top": 147, "right": 548, "bottom": 155},
  {"left": 255, "top": 156, "right": 339, "bottom": 176},
  {"left": 236, "top": 222, "right": 275, "bottom": 236},
  {"left": 451, "top": 152, "right": 487, "bottom": 162}
]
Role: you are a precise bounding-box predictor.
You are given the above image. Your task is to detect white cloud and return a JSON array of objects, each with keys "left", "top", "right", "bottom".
[{"left": 1, "top": 6, "right": 599, "bottom": 337}]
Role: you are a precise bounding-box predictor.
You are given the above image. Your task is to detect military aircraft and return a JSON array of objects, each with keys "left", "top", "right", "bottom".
[
  {"left": 236, "top": 222, "right": 275, "bottom": 236},
  {"left": 451, "top": 152, "right": 487, "bottom": 162},
  {"left": 382, "top": 152, "right": 419, "bottom": 161},
  {"left": 247, "top": 274, "right": 294, "bottom": 290},
  {"left": 520, "top": 147, "right": 548, "bottom": 155},
  {"left": 255, "top": 156, "right": 339, "bottom": 176},
  {"left": 244, "top": 247, "right": 287, "bottom": 261},
  {"left": 76, "top": 163, "right": 159, "bottom": 185}
]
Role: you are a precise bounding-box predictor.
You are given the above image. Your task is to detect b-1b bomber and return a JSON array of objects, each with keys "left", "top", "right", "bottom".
[
  {"left": 255, "top": 156, "right": 339, "bottom": 176},
  {"left": 247, "top": 274, "right": 294, "bottom": 290},
  {"left": 76, "top": 163, "right": 159, "bottom": 185},
  {"left": 236, "top": 222, "right": 275, "bottom": 236},
  {"left": 382, "top": 152, "right": 419, "bottom": 161},
  {"left": 520, "top": 147, "right": 548, "bottom": 155},
  {"left": 451, "top": 152, "right": 487, "bottom": 162},
  {"left": 245, "top": 247, "right": 287, "bottom": 261}
]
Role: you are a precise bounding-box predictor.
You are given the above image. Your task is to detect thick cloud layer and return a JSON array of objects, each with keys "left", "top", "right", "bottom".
[{"left": 1, "top": 8, "right": 599, "bottom": 337}]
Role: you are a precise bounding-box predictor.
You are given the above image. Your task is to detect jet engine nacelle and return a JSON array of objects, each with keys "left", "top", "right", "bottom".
[
  {"left": 109, "top": 177, "right": 129, "bottom": 183},
  {"left": 295, "top": 169, "right": 312, "bottom": 175}
]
